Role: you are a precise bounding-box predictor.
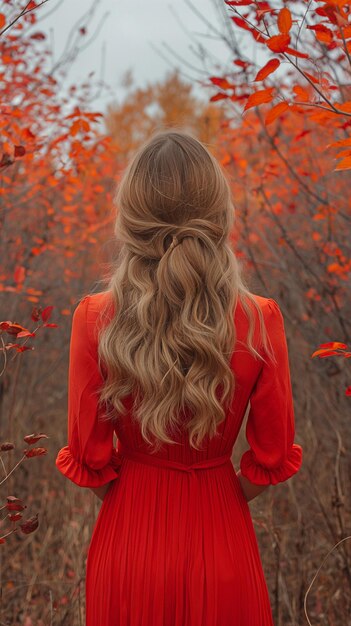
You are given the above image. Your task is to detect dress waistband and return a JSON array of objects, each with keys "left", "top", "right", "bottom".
[{"left": 120, "top": 448, "right": 232, "bottom": 477}]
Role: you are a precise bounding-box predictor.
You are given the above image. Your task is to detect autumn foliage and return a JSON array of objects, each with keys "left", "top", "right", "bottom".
[{"left": 1, "top": 0, "right": 351, "bottom": 624}]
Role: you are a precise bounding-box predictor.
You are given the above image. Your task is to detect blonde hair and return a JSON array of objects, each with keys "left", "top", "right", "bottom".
[{"left": 94, "top": 128, "right": 276, "bottom": 452}]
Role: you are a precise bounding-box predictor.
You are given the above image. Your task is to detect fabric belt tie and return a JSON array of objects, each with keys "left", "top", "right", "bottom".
[{"left": 120, "top": 448, "right": 232, "bottom": 478}]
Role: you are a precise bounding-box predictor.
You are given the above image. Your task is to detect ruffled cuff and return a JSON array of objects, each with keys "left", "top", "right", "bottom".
[
  {"left": 55, "top": 446, "right": 123, "bottom": 488},
  {"left": 240, "top": 443, "right": 303, "bottom": 486}
]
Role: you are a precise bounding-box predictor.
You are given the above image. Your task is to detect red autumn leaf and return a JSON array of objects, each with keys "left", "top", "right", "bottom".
[
  {"left": 319, "top": 341, "right": 347, "bottom": 349},
  {"left": 284, "top": 47, "right": 309, "bottom": 59},
  {"left": 243, "top": 87, "right": 275, "bottom": 111},
  {"left": 304, "top": 71, "right": 320, "bottom": 84},
  {"left": 293, "top": 85, "right": 310, "bottom": 102},
  {"left": 265, "top": 101, "right": 289, "bottom": 125},
  {"left": 6, "top": 497, "right": 26, "bottom": 512},
  {"left": 231, "top": 16, "right": 252, "bottom": 31},
  {"left": 266, "top": 34, "right": 291, "bottom": 52},
  {"left": 14, "top": 145, "right": 26, "bottom": 157},
  {"left": 0, "top": 13, "right": 5, "bottom": 30},
  {"left": 16, "top": 330, "right": 36, "bottom": 338},
  {"left": 0, "top": 321, "right": 27, "bottom": 336},
  {"left": 254, "top": 58, "right": 280, "bottom": 81},
  {"left": 346, "top": 386, "right": 351, "bottom": 396},
  {"left": 0, "top": 442, "right": 15, "bottom": 451},
  {"left": 24, "top": 432, "right": 49, "bottom": 445},
  {"left": 5, "top": 343, "right": 34, "bottom": 353},
  {"left": 20, "top": 514, "right": 39, "bottom": 535},
  {"left": 31, "top": 307, "right": 41, "bottom": 322},
  {"left": 278, "top": 7, "right": 292, "bottom": 34},
  {"left": 334, "top": 156, "right": 351, "bottom": 171},
  {"left": 311, "top": 348, "right": 343, "bottom": 358},
  {"left": 210, "top": 92, "right": 229, "bottom": 102},
  {"left": 43, "top": 323, "right": 58, "bottom": 328},
  {"left": 70, "top": 119, "right": 82, "bottom": 136},
  {"left": 307, "top": 24, "right": 333, "bottom": 45},
  {"left": 233, "top": 59, "right": 250, "bottom": 68},
  {"left": 23, "top": 447, "right": 48, "bottom": 458},
  {"left": 30, "top": 32, "right": 46, "bottom": 40},
  {"left": 209, "top": 77, "right": 234, "bottom": 90},
  {"left": 41, "top": 305, "right": 53, "bottom": 322},
  {"left": 14, "top": 265, "right": 26, "bottom": 283},
  {"left": 8, "top": 513, "right": 23, "bottom": 522},
  {"left": 0, "top": 153, "right": 13, "bottom": 169}
]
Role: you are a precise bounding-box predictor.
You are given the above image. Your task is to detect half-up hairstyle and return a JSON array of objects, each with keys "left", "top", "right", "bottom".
[{"left": 94, "top": 128, "right": 275, "bottom": 452}]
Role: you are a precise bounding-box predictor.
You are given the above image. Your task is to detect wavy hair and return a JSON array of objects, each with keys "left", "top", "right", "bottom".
[{"left": 94, "top": 128, "right": 276, "bottom": 452}]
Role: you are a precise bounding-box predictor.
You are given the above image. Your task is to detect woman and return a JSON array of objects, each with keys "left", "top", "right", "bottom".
[{"left": 56, "top": 129, "right": 303, "bottom": 625}]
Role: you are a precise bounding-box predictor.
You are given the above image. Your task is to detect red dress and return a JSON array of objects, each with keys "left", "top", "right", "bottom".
[{"left": 56, "top": 291, "right": 303, "bottom": 626}]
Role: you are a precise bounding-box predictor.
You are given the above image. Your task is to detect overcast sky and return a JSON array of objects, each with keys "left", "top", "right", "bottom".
[{"left": 37, "top": 0, "right": 236, "bottom": 114}]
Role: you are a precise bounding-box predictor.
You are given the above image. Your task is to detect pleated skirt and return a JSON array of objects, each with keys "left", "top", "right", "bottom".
[{"left": 85, "top": 458, "right": 274, "bottom": 626}]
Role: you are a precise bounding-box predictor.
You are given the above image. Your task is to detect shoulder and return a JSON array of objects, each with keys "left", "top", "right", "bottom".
[
  {"left": 245, "top": 294, "right": 282, "bottom": 320},
  {"left": 72, "top": 290, "right": 115, "bottom": 346},
  {"left": 73, "top": 290, "right": 114, "bottom": 319},
  {"left": 253, "top": 293, "right": 281, "bottom": 311}
]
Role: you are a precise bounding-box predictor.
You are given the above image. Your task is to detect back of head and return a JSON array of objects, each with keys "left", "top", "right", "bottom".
[{"left": 96, "top": 128, "right": 271, "bottom": 452}]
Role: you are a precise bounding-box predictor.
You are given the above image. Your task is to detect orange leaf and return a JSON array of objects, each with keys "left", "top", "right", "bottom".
[
  {"left": 254, "top": 58, "right": 280, "bottom": 81},
  {"left": 231, "top": 16, "right": 252, "bottom": 30},
  {"left": 209, "top": 76, "right": 234, "bottom": 90},
  {"left": 266, "top": 34, "right": 290, "bottom": 52},
  {"left": 278, "top": 7, "right": 292, "bottom": 34},
  {"left": 210, "top": 93, "right": 229, "bottom": 102},
  {"left": 304, "top": 71, "right": 320, "bottom": 84},
  {"left": 319, "top": 341, "right": 348, "bottom": 349},
  {"left": 337, "top": 101, "right": 351, "bottom": 113},
  {"left": 284, "top": 47, "right": 309, "bottom": 59},
  {"left": 265, "top": 101, "right": 289, "bottom": 125},
  {"left": 334, "top": 156, "right": 351, "bottom": 171},
  {"left": 0, "top": 13, "right": 5, "bottom": 29},
  {"left": 243, "top": 87, "right": 275, "bottom": 111},
  {"left": 311, "top": 348, "right": 342, "bottom": 358},
  {"left": 307, "top": 24, "right": 333, "bottom": 44},
  {"left": 70, "top": 119, "right": 81, "bottom": 136},
  {"left": 293, "top": 85, "right": 310, "bottom": 102}
]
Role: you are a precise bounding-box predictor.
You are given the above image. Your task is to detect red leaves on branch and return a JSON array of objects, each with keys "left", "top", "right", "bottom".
[
  {"left": 0, "top": 442, "right": 15, "bottom": 451},
  {"left": 23, "top": 447, "right": 47, "bottom": 458},
  {"left": 266, "top": 34, "right": 291, "bottom": 52},
  {"left": 265, "top": 101, "right": 290, "bottom": 125},
  {"left": 209, "top": 76, "right": 235, "bottom": 90},
  {"left": 254, "top": 58, "right": 280, "bottom": 81},
  {"left": 20, "top": 514, "right": 39, "bottom": 535},
  {"left": 277, "top": 7, "right": 292, "bottom": 34},
  {"left": 311, "top": 343, "right": 351, "bottom": 394},
  {"left": 243, "top": 87, "right": 275, "bottom": 111},
  {"left": 23, "top": 433, "right": 49, "bottom": 445},
  {"left": 6, "top": 497, "right": 27, "bottom": 512}
]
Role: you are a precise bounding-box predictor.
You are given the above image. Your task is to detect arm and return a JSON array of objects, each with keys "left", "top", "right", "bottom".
[
  {"left": 56, "top": 295, "right": 122, "bottom": 494},
  {"left": 89, "top": 483, "right": 112, "bottom": 502},
  {"left": 238, "top": 298, "right": 303, "bottom": 496},
  {"left": 236, "top": 469, "right": 269, "bottom": 503}
]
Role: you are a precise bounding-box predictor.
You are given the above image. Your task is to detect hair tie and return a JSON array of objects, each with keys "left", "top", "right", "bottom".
[
  {"left": 168, "top": 235, "right": 179, "bottom": 252},
  {"left": 162, "top": 233, "right": 196, "bottom": 259}
]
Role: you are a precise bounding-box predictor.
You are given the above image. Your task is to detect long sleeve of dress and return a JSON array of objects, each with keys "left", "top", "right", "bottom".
[
  {"left": 239, "top": 298, "right": 303, "bottom": 486},
  {"left": 55, "top": 295, "right": 122, "bottom": 488}
]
